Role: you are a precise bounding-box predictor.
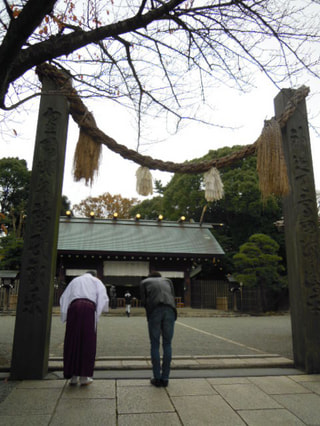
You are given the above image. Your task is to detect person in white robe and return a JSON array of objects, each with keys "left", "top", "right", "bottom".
[{"left": 60, "top": 271, "right": 109, "bottom": 386}]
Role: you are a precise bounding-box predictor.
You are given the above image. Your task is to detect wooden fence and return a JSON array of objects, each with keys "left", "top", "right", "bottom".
[
  {"left": 191, "top": 280, "right": 265, "bottom": 312},
  {"left": 191, "top": 279, "right": 231, "bottom": 309},
  {"left": 0, "top": 280, "right": 19, "bottom": 311}
]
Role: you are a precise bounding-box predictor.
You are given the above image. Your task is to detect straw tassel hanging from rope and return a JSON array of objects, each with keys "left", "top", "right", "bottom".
[
  {"left": 257, "top": 118, "right": 290, "bottom": 200},
  {"left": 73, "top": 113, "right": 102, "bottom": 186},
  {"left": 136, "top": 166, "right": 153, "bottom": 196},
  {"left": 203, "top": 167, "right": 224, "bottom": 202}
]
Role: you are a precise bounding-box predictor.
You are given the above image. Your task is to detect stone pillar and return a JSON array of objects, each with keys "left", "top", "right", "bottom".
[
  {"left": 10, "top": 75, "right": 69, "bottom": 379},
  {"left": 274, "top": 89, "right": 320, "bottom": 373}
]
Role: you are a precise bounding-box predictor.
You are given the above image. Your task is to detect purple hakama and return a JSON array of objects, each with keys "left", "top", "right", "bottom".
[{"left": 63, "top": 299, "right": 97, "bottom": 379}]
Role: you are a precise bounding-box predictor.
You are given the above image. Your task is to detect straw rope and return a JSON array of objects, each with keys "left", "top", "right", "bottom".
[{"left": 35, "top": 63, "right": 309, "bottom": 178}]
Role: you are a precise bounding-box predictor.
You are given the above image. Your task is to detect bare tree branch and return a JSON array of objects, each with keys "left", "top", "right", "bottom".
[
  {"left": 0, "top": 0, "right": 56, "bottom": 104},
  {"left": 0, "top": 0, "right": 319, "bottom": 143}
]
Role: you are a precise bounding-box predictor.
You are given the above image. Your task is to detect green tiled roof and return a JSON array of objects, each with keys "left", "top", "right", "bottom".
[
  {"left": 0, "top": 270, "right": 19, "bottom": 278},
  {"left": 58, "top": 217, "right": 224, "bottom": 257}
]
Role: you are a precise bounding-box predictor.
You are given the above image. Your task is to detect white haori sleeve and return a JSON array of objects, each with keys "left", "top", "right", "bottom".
[
  {"left": 59, "top": 281, "right": 73, "bottom": 323},
  {"left": 95, "top": 279, "right": 109, "bottom": 319}
]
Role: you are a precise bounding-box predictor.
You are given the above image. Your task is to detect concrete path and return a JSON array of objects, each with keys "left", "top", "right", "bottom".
[{"left": 0, "top": 310, "right": 294, "bottom": 369}]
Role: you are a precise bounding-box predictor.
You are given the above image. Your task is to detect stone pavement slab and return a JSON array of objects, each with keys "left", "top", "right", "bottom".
[
  {"left": 0, "top": 414, "right": 52, "bottom": 426},
  {"left": 166, "top": 378, "right": 217, "bottom": 396},
  {"left": 272, "top": 393, "right": 320, "bottom": 425},
  {"left": 117, "top": 385, "right": 174, "bottom": 414},
  {"left": 50, "top": 398, "right": 116, "bottom": 426},
  {"left": 61, "top": 379, "right": 116, "bottom": 399},
  {"left": 213, "top": 383, "right": 282, "bottom": 410},
  {"left": 207, "top": 377, "right": 251, "bottom": 385},
  {"left": 118, "top": 412, "right": 181, "bottom": 426},
  {"left": 248, "top": 376, "right": 311, "bottom": 394},
  {"left": 238, "top": 408, "right": 305, "bottom": 425},
  {"left": 0, "top": 386, "right": 62, "bottom": 416},
  {"left": 171, "top": 394, "right": 246, "bottom": 425}
]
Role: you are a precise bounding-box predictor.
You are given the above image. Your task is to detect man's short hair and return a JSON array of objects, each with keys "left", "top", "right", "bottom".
[{"left": 148, "top": 270, "right": 162, "bottom": 277}]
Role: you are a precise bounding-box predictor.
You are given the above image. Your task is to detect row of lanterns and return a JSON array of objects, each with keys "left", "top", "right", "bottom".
[{"left": 66, "top": 210, "right": 186, "bottom": 222}]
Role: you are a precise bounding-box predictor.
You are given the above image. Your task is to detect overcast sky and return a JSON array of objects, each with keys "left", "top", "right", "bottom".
[{"left": 3, "top": 70, "right": 320, "bottom": 209}]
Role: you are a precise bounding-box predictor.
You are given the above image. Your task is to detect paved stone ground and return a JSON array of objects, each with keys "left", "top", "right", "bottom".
[{"left": 2, "top": 374, "right": 320, "bottom": 425}]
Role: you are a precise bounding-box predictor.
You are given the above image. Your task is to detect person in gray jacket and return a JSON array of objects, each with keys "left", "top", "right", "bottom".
[{"left": 140, "top": 271, "right": 177, "bottom": 387}]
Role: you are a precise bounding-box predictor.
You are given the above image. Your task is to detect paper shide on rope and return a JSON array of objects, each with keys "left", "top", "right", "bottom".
[
  {"left": 136, "top": 166, "right": 153, "bottom": 196},
  {"left": 203, "top": 167, "right": 224, "bottom": 202}
]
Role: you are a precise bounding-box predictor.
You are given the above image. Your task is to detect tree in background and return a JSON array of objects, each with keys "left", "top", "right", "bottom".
[
  {"left": 130, "top": 172, "right": 205, "bottom": 220},
  {"left": 0, "top": 157, "right": 71, "bottom": 269},
  {"left": 216, "top": 152, "right": 283, "bottom": 251},
  {"left": 130, "top": 196, "right": 163, "bottom": 220},
  {"left": 0, "top": 233, "right": 23, "bottom": 270},
  {"left": 162, "top": 173, "right": 205, "bottom": 221},
  {"left": 72, "top": 192, "right": 138, "bottom": 218},
  {"left": 0, "top": 157, "right": 30, "bottom": 236},
  {"left": 233, "top": 233, "right": 286, "bottom": 312},
  {"left": 0, "top": 157, "right": 30, "bottom": 269}
]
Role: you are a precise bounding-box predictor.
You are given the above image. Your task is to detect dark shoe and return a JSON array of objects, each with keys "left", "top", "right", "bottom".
[
  {"left": 150, "top": 378, "right": 162, "bottom": 387},
  {"left": 160, "top": 379, "right": 168, "bottom": 387}
]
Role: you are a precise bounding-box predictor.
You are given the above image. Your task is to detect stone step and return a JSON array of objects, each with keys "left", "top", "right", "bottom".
[{"left": 48, "top": 354, "right": 294, "bottom": 371}]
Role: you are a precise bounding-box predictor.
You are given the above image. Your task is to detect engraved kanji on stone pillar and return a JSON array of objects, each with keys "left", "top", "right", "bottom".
[
  {"left": 11, "top": 75, "right": 69, "bottom": 379},
  {"left": 274, "top": 89, "right": 320, "bottom": 373}
]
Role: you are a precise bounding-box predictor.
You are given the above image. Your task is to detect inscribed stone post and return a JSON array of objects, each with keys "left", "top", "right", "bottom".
[
  {"left": 10, "top": 75, "right": 69, "bottom": 379},
  {"left": 274, "top": 89, "right": 320, "bottom": 373}
]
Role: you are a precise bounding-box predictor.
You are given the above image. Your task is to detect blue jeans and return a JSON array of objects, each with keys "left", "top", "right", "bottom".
[{"left": 148, "top": 305, "right": 175, "bottom": 380}]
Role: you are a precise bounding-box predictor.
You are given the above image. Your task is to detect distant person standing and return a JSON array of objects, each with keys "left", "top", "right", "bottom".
[
  {"left": 124, "top": 290, "right": 133, "bottom": 317},
  {"left": 60, "top": 271, "right": 109, "bottom": 386},
  {"left": 1, "top": 279, "right": 13, "bottom": 311},
  {"left": 140, "top": 271, "right": 177, "bottom": 387},
  {"left": 110, "top": 285, "right": 117, "bottom": 309}
]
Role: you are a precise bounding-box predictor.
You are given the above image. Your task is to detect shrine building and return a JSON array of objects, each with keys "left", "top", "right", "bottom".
[{"left": 56, "top": 215, "right": 225, "bottom": 307}]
